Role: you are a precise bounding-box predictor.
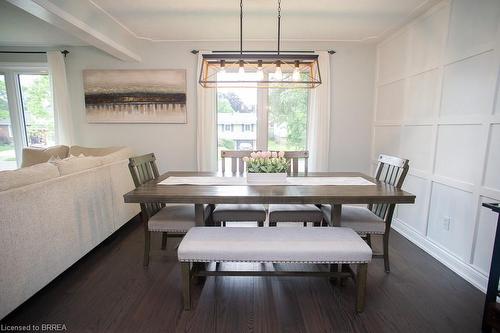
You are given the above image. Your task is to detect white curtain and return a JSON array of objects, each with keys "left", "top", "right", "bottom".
[
  {"left": 196, "top": 51, "right": 218, "bottom": 171},
  {"left": 307, "top": 51, "right": 331, "bottom": 171},
  {"left": 47, "top": 51, "right": 74, "bottom": 146}
]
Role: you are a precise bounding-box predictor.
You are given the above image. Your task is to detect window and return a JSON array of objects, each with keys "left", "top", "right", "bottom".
[
  {"left": 268, "top": 85, "right": 308, "bottom": 151},
  {"left": 0, "top": 67, "right": 54, "bottom": 170},
  {"left": 19, "top": 74, "right": 55, "bottom": 147},
  {"left": 216, "top": 72, "right": 309, "bottom": 168},
  {"left": 217, "top": 72, "right": 259, "bottom": 156},
  {"left": 0, "top": 74, "right": 16, "bottom": 170}
]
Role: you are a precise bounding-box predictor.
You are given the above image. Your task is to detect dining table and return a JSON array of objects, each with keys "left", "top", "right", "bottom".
[{"left": 123, "top": 171, "right": 416, "bottom": 226}]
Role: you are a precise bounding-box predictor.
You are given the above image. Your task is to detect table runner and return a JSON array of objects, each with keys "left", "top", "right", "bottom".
[{"left": 158, "top": 176, "right": 375, "bottom": 186}]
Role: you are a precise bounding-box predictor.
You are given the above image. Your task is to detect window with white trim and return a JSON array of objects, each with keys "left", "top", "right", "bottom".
[
  {"left": 0, "top": 66, "right": 54, "bottom": 170},
  {"left": 216, "top": 71, "right": 309, "bottom": 169}
]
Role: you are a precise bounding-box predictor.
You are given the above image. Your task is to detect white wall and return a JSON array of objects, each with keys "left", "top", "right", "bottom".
[
  {"left": 64, "top": 41, "right": 375, "bottom": 173},
  {"left": 373, "top": 0, "right": 500, "bottom": 291}
]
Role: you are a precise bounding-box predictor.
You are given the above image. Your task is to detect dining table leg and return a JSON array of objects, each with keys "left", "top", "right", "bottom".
[
  {"left": 330, "top": 204, "right": 342, "bottom": 227},
  {"left": 195, "top": 204, "right": 205, "bottom": 226}
]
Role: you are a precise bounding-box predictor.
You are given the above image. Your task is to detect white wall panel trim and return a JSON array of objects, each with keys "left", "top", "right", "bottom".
[
  {"left": 443, "top": 48, "right": 495, "bottom": 67},
  {"left": 374, "top": 0, "right": 500, "bottom": 292},
  {"left": 481, "top": 187, "right": 500, "bottom": 202}
]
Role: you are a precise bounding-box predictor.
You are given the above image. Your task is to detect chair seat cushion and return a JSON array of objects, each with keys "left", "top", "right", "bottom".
[
  {"left": 212, "top": 204, "right": 266, "bottom": 222},
  {"left": 178, "top": 227, "right": 372, "bottom": 263},
  {"left": 148, "top": 204, "right": 197, "bottom": 233},
  {"left": 322, "top": 205, "right": 386, "bottom": 234},
  {"left": 268, "top": 204, "right": 323, "bottom": 222}
]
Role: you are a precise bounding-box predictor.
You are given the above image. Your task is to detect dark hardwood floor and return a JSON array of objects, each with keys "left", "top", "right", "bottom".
[{"left": 1, "top": 218, "right": 484, "bottom": 333}]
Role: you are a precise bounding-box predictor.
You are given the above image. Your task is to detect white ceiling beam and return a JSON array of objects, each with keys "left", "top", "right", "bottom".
[{"left": 6, "top": 0, "right": 142, "bottom": 62}]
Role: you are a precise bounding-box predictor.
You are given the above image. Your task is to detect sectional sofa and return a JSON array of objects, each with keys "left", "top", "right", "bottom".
[{"left": 0, "top": 146, "right": 140, "bottom": 319}]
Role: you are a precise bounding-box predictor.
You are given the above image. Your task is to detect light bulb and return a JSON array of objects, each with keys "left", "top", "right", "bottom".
[
  {"left": 274, "top": 61, "right": 283, "bottom": 80},
  {"left": 292, "top": 61, "right": 300, "bottom": 81},
  {"left": 256, "top": 60, "right": 264, "bottom": 81},
  {"left": 238, "top": 60, "right": 245, "bottom": 77}
]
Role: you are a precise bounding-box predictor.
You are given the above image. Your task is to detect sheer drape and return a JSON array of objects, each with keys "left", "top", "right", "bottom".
[
  {"left": 196, "top": 51, "right": 218, "bottom": 171},
  {"left": 307, "top": 51, "right": 331, "bottom": 171},
  {"left": 47, "top": 51, "right": 74, "bottom": 145}
]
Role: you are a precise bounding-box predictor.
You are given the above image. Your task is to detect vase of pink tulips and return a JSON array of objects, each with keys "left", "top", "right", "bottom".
[{"left": 243, "top": 151, "right": 290, "bottom": 184}]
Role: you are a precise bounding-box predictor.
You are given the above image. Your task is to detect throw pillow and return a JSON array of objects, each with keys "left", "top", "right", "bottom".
[{"left": 21, "top": 145, "right": 69, "bottom": 167}]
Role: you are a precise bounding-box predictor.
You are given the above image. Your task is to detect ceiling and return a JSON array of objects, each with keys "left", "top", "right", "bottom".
[
  {"left": 0, "top": 1, "right": 85, "bottom": 47},
  {"left": 91, "top": 0, "right": 441, "bottom": 42}
]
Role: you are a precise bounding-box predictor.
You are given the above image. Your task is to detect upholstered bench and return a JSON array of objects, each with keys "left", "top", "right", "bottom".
[{"left": 178, "top": 227, "right": 372, "bottom": 313}]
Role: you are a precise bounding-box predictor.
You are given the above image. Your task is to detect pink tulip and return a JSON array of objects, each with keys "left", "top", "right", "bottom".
[
  {"left": 242, "top": 156, "right": 250, "bottom": 162},
  {"left": 278, "top": 151, "right": 285, "bottom": 158},
  {"left": 250, "top": 152, "right": 257, "bottom": 158},
  {"left": 271, "top": 151, "right": 278, "bottom": 158}
]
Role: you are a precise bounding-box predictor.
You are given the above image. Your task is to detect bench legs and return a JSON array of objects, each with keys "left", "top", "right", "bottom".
[
  {"left": 161, "top": 232, "right": 168, "bottom": 250},
  {"left": 180, "top": 261, "right": 369, "bottom": 313},
  {"left": 356, "top": 263, "right": 368, "bottom": 313},
  {"left": 181, "top": 262, "right": 191, "bottom": 310}
]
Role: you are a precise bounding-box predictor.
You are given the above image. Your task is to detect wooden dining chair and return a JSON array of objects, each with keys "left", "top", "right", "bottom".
[
  {"left": 322, "top": 154, "right": 410, "bottom": 272},
  {"left": 129, "top": 153, "right": 207, "bottom": 266},
  {"left": 213, "top": 150, "right": 267, "bottom": 227},
  {"left": 268, "top": 150, "right": 324, "bottom": 227}
]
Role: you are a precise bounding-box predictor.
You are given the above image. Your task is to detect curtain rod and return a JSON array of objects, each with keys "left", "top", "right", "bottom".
[
  {"left": 0, "top": 50, "right": 70, "bottom": 57},
  {"left": 190, "top": 50, "right": 335, "bottom": 55}
]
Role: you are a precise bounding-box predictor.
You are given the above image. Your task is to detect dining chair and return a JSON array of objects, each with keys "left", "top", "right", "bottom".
[
  {"left": 268, "top": 151, "right": 324, "bottom": 227},
  {"left": 213, "top": 150, "right": 267, "bottom": 227},
  {"left": 321, "top": 154, "right": 410, "bottom": 272},
  {"left": 129, "top": 153, "right": 210, "bottom": 266}
]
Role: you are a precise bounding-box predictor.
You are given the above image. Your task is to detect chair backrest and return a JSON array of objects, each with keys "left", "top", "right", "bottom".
[
  {"left": 369, "top": 154, "right": 410, "bottom": 220},
  {"left": 220, "top": 150, "right": 309, "bottom": 175},
  {"left": 283, "top": 151, "right": 309, "bottom": 175},
  {"left": 220, "top": 150, "right": 252, "bottom": 175},
  {"left": 128, "top": 153, "right": 162, "bottom": 218}
]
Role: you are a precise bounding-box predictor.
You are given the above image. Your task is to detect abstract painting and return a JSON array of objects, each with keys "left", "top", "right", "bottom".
[{"left": 83, "top": 69, "right": 187, "bottom": 123}]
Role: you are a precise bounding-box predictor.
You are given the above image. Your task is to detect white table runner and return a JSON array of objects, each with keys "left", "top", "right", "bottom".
[{"left": 158, "top": 176, "right": 375, "bottom": 186}]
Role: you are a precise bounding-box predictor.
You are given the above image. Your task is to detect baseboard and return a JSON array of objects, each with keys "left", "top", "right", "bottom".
[{"left": 392, "top": 218, "right": 488, "bottom": 293}]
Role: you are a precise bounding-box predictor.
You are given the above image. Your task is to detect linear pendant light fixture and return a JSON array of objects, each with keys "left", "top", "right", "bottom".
[{"left": 198, "top": 0, "right": 322, "bottom": 89}]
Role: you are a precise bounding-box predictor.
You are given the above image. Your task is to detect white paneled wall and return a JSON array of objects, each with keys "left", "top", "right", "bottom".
[{"left": 373, "top": 0, "right": 500, "bottom": 291}]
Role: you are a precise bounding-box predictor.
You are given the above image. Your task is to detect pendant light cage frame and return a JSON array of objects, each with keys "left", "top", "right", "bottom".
[
  {"left": 198, "top": 0, "right": 322, "bottom": 89},
  {"left": 199, "top": 53, "right": 321, "bottom": 88}
]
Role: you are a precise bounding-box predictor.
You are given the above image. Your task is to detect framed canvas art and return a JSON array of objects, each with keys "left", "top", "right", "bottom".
[{"left": 83, "top": 69, "right": 187, "bottom": 123}]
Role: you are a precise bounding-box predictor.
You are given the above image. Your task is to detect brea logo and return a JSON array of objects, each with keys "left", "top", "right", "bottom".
[{"left": 41, "top": 324, "right": 67, "bottom": 331}]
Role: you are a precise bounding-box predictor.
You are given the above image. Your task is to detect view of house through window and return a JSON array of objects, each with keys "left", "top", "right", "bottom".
[
  {"left": 216, "top": 72, "right": 309, "bottom": 170},
  {"left": 217, "top": 73, "right": 258, "bottom": 152}
]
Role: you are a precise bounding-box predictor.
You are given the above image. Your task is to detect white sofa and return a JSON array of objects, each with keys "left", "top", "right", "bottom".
[{"left": 0, "top": 146, "right": 140, "bottom": 319}]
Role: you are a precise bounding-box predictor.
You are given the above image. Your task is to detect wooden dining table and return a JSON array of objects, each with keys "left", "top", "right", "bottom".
[{"left": 123, "top": 171, "right": 416, "bottom": 226}]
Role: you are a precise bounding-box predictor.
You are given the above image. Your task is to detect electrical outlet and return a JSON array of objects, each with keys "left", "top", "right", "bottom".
[{"left": 442, "top": 217, "right": 451, "bottom": 231}]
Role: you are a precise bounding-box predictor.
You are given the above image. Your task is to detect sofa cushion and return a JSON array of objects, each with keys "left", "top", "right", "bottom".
[
  {"left": 69, "top": 145, "right": 123, "bottom": 157},
  {"left": 55, "top": 155, "right": 103, "bottom": 176},
  {"left": 99, "top": 147, "right": 133, "bottom": 165},
  {"left": 0, "top": 162, "right": 60, "bottom": 191},
  {"left": 21, "top": 145, "right": 69, "bottom": 167}
]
